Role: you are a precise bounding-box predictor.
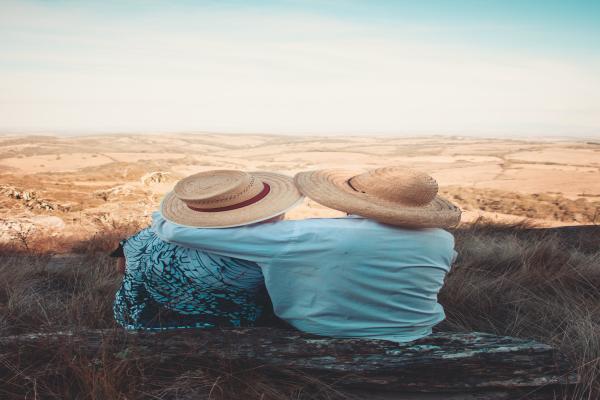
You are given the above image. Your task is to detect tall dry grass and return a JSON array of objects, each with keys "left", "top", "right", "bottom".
[
  {"left": 0, "top": 221, "right": 598, "bottom": 399},
  {"left": 440, "top": 222, "right": 600, "bottom": 399}
]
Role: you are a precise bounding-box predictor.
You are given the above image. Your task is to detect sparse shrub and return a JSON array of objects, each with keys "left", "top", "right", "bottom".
[
  {"left": 70, "top": 219, "right": 143, "bottom": 254},
  {"left": 7, "top": 222, "right": 35, "bottom": 251}
]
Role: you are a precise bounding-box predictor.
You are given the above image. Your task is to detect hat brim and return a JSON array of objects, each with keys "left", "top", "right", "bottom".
[
  {"left": 295, "top": 169, "right": 461, "bottom": 229},
  {"left": 161, "top": 172, "right": 303, "bottom": 228}
]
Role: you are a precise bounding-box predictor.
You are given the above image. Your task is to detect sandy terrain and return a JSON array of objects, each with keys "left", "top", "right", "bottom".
[
  {"left": 1, "top": 133, "right": 598, "bottom": 243},
  {"left": 0, "top": 153, "right": 115, "bottom": 173}
]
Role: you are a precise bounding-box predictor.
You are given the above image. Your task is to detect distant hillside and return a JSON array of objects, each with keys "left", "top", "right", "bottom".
[{"left": 1, "top": 134, "right": 599, "bottom": 244}]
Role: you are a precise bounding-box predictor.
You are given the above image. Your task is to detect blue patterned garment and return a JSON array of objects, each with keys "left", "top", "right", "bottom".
[{"left": 113, "top": 228, "right": 268, "bottom": 330}]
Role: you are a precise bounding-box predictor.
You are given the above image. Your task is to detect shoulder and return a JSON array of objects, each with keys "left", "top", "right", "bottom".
[
  {"left": 294, "top": 218, "right": 457, "bottom": 264},
  {"left": 383, "top": 223, "right": 455, "bottom": 249},
  {"left": 349, "top": 218, "right": 456, "bottom": 254},
  {"left": 364, "top": 218, "right": 454, "bottom": 241},
  {"left": 394, "top": 227, "right": 456, "bottom": 265}
]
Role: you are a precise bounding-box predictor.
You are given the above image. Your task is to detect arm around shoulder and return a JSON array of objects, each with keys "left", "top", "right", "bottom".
[{"left": 150, "top": 211, "right": 296, "bottom": 263}]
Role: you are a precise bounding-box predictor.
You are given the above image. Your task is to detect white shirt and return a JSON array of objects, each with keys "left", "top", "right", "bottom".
[{"left": 152, "top": 212, "right": 457, "bottom": 342}]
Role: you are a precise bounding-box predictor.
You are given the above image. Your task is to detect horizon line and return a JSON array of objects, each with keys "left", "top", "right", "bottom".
[{"left": 1, "top": 129, "right": 597, "bottom": 142}]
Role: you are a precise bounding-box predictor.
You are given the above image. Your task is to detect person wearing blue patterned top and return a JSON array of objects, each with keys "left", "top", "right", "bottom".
[
  {"left": 113, "top": 170, "right": 304, "bottom": 330},
  {"left": 113, "top": 227, "right": 272, "bottom": 330}
]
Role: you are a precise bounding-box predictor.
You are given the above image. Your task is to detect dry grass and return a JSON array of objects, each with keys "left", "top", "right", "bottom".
[
  {"left": 441, "top": 187, "right": 600, "bottom": 224},
  {"left": 0, "top": 219, "right": 144, "bottom": 255},
  {"left": 0, "top": 221, "right": 599, "bottom": 399},
  {"left": 440, "top": 221, "right": 600, "bottom": 399}
]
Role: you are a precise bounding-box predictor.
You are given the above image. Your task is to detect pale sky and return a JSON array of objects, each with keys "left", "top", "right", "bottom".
[{"left": 1, "top": 0, "right": 599, "bottom": 137}]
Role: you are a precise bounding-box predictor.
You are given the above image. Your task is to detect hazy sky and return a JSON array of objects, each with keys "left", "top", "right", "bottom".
[{"left": 1, "top": 0, "right": 599, "bottom": 137}]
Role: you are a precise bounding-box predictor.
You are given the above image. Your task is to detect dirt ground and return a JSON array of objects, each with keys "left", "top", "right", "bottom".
[{"left": 1, "top": 133, "right": 599, "bottom": 244}]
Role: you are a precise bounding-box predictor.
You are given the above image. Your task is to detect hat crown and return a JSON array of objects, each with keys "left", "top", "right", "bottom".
[
  {"left": 174, "top": 170, "right": 263, "bottom": 208},
  {"left": 349, "top": 167, "right": 438, "bottom": 206}
]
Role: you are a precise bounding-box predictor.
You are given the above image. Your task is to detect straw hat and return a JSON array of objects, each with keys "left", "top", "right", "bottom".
[
  {"left": 161, "top": 170, "right": 303, "bottom": 228},
  {"left": 295, "top": 167, "right": 461, "bottom": 228}
]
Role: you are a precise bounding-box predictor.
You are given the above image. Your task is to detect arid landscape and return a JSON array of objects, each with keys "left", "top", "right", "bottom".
[
  {"left": 3, "top": 1, "right": 600, "bottom": 398},
  {"left": 1, "top": 133, "right": 599, "bottom": 399},
  {"left": 1, "top": 133, "right": 599, "bottom": 246}
]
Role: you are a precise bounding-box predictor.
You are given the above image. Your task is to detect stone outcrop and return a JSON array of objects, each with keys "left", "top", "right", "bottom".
[{"left": 0, "top": 185, "right": 71, "bottom": 212}]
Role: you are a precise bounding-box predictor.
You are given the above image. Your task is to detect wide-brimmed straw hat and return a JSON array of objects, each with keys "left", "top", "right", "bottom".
[
  {"left": 161, "top": 170, "right": 303, "bottom": 228},
  {"left": 295, "top": 167, "right": 461, "bottom": 228}
]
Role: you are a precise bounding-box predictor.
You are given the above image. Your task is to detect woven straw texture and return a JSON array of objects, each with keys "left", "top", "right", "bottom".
[
  {"left": 295, "top": 167, "right": 461, "bottom": 228},
  {"left": 161, "top": 171, "right": 303, "bottom": 228}
]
